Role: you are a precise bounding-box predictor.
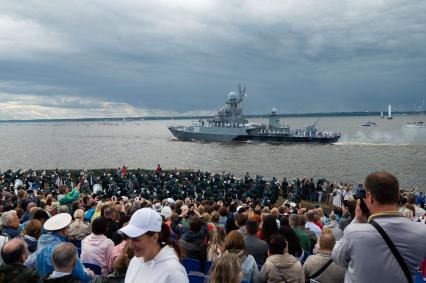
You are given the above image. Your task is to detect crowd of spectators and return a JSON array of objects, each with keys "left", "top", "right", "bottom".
[{"left": 0, "top": 167, "right": 425, "bottom": 283}]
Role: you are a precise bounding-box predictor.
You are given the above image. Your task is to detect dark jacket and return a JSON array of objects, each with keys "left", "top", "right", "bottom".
[
  {"left": 244, "top": 234, "right": 269, "bottom": 265},
  {"left": 104, "top": 218, "right": 121, "bottom": 245},
  {"left": 179, "top": 229, "right": 207, "bottom": 268},
  {"left": 43, "top": 274, "right": 83, "bottom": 283},
  {"left": 0, "top": 264, "right": 39, "bottom": 283}
]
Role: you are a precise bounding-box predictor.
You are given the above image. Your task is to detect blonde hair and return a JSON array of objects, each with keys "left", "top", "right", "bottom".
[
  {"left": 207, "top": 229, "right": 225, "bottom": 261},
  {"left": 208, "top": 253, "right": 241, "bottom": 283}
]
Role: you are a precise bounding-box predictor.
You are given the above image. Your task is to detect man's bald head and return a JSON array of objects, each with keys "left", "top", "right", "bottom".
[
  {"left": 319, "top": 232, "right": 336, "bottom": 252},
  {"left": 0, "top": 238, "right": 28, "bottom": 264},
  {"left": 29, "top": 206, "right": 40, "bottom": 216}
]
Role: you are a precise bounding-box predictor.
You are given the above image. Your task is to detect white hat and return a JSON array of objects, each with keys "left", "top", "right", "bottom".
[
  {"left": 166, "top": 198, "right": 175, "bottom": 205},
  {"left": 44, "top": 213, "right": 72, "bottom": 231},
  {"left": 119, "top": 208, "right": 162, "bottom": 238},
  {"left": 161, "top": 206, "right": 172, "bottom": 219}
]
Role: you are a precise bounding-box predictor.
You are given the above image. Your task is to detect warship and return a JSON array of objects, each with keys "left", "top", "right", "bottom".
[{"left": 168, "top": 86, "right": 341, "bottom": 143}]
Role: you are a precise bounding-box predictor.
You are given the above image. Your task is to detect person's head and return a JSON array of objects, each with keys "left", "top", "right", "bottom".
[
  {"left": 58, "top": 205, "right": 69, "bottom": 214},
  {"left": 317, "top": 207, "right": 325, "bottom": 217},
  {"left": 364, "top": 172, "right": 400, "bottom": 213},
  {"left": 329, "top": 213, "right": 337, "bottom": 222},
  {"left": 318, "top": 232, "right": 336, "bottom": 252},
  {"left": 189, "top": 216, "right": 202, "bottom": 232},
  {"left": 207, "top": 229, "right": 226, "bottom": 260},
  {"left": 23, "top": 219, "right": 42, "bottom": 239},
  {"left": 0, "top": 238, "right": 29, "bottom": 265},
  {"left": 235, "top": 213, "right": 248, "bottom": 228},
  {"left": 267, "top": 233, "right": 287, "bottom": 255},
  {"left": 218, "top": 207, "right": 228, "bottom": 217},
  {"left": 208, "top": 253, "right": 242, "bottom": 283},
  {"left": 114, "top": 201, "right": 123, "bottom": 213},
  {"left": 119, "top": 208, "right": 182, "bottom": 261},
  {"left": 271, "top": 207, "right": 279, "bottom": 217},
  {"left": 261, "top": 215, "right": 278, "bottom": 242},
  {"left": 224, "top": 230, "right": 246, "bottom": 251},
  {"left": 280, "top": 216, "right": 289, "bottom": 227},
  {"left": 103, "top": 206, "right": 116, "bottom": 220},
  {"left": 33, "top": 209, "right": 49, "bottom": 225},
  {"left": 0, "top": 210, "right": 20, "bottom": 229},
  {"left": 201, "top": 212, "right": 211, "bottom": 223},
  {"left": 343, "top": 200, "right": 356, "bottom": 218},
  {"left": 26, "top": 202, "right": 37, "bottom": 212},
  {"left": 211, "top": 211, "right": 220, "bottom": 223},
  {"left": 406, "top": 194, "right": 417, "bottom": 205},
  {"left": 51, "top": 243, "right": 77, "bottom": 273},
  {"left": 209, "top": 229, "right": 225, "bottom": 246},
  {"left": 245, "top": 219, "right": 259, "bottom": 235},
  {"left": 29, "top": 206, "right": 41, "bottom": 217},
  {"left": 17, "top": 189, "right": 27, "bottom": 199},
  {"left": 73, "top": 208, "right": 84, "bottom": 220},
  {"left": 305, "top": 210, "right": 315, "bottom": 222},
  {"left": 92, "top": 217, "right": 108, "bottom": 235},
  {"left": 289, "top": 214, "right": 299, "bottom": 228}
]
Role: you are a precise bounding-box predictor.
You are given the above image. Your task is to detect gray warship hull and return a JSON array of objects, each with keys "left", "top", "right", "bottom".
[
  {"left": 244, "top": 133, "right": 340, "bottom": 143},
  {"left": 168, "top": 126, "right": 248, "bottom": 142}
]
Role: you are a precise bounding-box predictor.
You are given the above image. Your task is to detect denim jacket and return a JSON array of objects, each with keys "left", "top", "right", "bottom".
[{"left": 25, "top": 232, "right": 91, "bottom": 282}]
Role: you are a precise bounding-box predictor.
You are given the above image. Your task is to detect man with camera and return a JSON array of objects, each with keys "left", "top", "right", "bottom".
[{"left": 332, "top": 171, "right": 426, "bottom": 283}]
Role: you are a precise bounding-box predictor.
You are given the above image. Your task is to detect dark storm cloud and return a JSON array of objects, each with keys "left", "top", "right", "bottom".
[{"left": 0, "top": 0, "right": 425, "bottom": 119}]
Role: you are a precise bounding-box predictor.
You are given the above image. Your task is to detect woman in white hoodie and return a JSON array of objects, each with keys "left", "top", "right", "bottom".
[{"left": 119, "top": 208, "right": 188, "bottom": 283}]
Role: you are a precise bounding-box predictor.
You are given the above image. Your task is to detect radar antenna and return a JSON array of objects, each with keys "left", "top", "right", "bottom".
[{"left": 237, "top": 84, "right": 247, "bottom": 103}]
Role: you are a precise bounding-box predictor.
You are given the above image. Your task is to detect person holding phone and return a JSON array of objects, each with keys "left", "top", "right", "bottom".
[{"left": 332, "top": 172, "right": 426, "bottom": 283}]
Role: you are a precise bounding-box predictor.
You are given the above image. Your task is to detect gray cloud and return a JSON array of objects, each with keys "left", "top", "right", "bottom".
[{"left": 0, "top": 0, "right": 425, "bottom": 119}]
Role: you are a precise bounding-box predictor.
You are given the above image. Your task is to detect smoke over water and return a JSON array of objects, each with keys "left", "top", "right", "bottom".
[{"left": 339, "top": 126, "right": 426, "bottom": 146}]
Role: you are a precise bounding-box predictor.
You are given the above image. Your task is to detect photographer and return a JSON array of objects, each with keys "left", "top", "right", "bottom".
[{"left": 332, "top": 172, "right": 426, "bottom": 282}]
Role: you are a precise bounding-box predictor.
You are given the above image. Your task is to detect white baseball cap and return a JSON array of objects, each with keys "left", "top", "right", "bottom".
[
  {"left": 161, "top": 206, "right": 172, "bottom": 219},
  {"left": 44, "top": 213, "right": 72, "bottom": 231},
  {"left": 119, "top": 208, "right": 162, "bottom": 238}
]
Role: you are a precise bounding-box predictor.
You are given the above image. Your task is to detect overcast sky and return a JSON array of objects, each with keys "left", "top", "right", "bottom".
[{"left": 0, "top": 0, "right": 425, "bottom": 119}]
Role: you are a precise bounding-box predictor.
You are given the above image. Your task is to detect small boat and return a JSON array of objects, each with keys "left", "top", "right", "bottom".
[
  {"left": 362, "top": 121, "right": 379, "bottom": 127},
  {"left": 406, "top": 102, "right": 425, "bottom": 128},
  {"left": 406, "top": 121, "right": 426, "bottom": 128}
]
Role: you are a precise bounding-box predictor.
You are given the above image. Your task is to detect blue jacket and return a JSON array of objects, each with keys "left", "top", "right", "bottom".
[
  {"left": 84, "top": 208, "right": 96, "bottom": 222},
  {"left": 25, "top": 232, "right": 91, "bottom": 282}
]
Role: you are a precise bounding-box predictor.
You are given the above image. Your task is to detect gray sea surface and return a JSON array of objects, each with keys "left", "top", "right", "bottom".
[{"left": 0, "top": 116, "right": 425, "bottom": 190}]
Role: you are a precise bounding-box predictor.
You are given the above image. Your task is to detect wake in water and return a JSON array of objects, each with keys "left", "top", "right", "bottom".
[{"left": 338, "top": 126, "right": 426, "bottom": 146}]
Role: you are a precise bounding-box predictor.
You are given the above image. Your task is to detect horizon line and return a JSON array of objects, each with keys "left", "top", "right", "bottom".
[{"left": 0, "top": 110, "right": 412, "bottom": 123}]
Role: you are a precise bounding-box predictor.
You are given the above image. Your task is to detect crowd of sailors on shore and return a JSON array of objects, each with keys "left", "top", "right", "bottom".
[{"left": 0, "top": 168, "right": 425, "bottom": 283}]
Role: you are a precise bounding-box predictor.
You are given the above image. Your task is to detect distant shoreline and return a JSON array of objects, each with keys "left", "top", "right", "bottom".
[{"left": 0, "top": 111, "right": 411, "bottom": 123}]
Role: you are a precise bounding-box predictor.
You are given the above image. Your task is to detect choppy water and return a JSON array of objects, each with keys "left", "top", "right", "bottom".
[{"left": 0, "top": 116, "right": 425, "bottom": 190}]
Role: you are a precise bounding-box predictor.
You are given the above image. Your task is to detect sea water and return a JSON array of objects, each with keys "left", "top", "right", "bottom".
[{"left": 0, "top": 116, "right": 425, "bottom": 189}]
